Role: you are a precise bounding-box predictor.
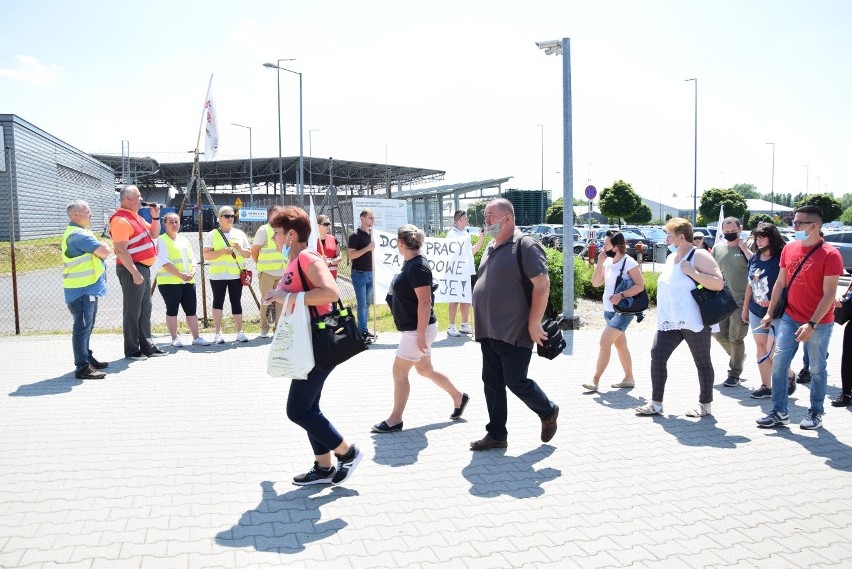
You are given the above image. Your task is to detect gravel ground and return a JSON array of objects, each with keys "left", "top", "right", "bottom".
[{"left": 574, "top": 296, "right": 657, "bottom": 331}]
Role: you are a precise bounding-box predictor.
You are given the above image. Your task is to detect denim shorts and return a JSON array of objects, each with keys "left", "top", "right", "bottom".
[
  {"left": 604, "top": 311, "right": 635, "bottom": 332},
  {"left": 749, "top": 311, "right": 774, "bottom": 335}
]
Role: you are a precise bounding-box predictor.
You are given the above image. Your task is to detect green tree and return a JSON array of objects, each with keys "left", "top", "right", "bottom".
[
  {"left": 794, "top": 192, "right": 842, "bottom": 223},
  {"left": 545, "top": 197, "right": 564, "bottom": 224},
  {"left": 466, "top": 200, "right": 487, "bottom": 227},
  {"left": 665, "top": 213, "right": 672, "bottom": 221},
  {"left": 748, "top": 213, "right": 773, "bottom": 229},
  {"left": 731, "top": 183, "right": 760, "bottom": 199},
  {"left": 626, "top": 203, "right": 652, "bottom": 224},
  {"left": 699, "top": 188, "right": 747, "bottom": 223},
  {"left": 599, "top": 180, "right": 642, "bottom": 227},
  {"left": 840, "top": 193, "right": 852, "bottom": 211},
  {"left": 742, "top": 210, "right": 751, "bottom": 229},
  {"left": 572, "top": 198, "right": 587, "bottom": 206},
  {"left": 840, "top": 207, "right": 852, "bottom": 226}
]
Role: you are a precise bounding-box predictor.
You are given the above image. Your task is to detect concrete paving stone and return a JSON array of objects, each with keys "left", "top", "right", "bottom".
[
  {"left": 124, "top": 516, "right": 170, "bottom": 532},
  {"left": 777, "top": 546, "right": 836, "bottom": 567},
  {"left": 92, "top": 558, "right": 141, "bottom": 569},
  {"left": 139, "top": 553, "right": 190, "bottom": 569},
  {"left": 0, "top": 549, "right": 25, "bottom": 567},
  {"left": 50, "top": 531, "right": 104, "bottom": 550},
  {"left": 119, "top": 540, "right": 168, "bottom": 559},
  {"left": 606, "top": 544, "right": 663, "bottom": 566},
  {"left": 185, "top": 550, "right": 238, "bottom": 568},
  {"left": 41, "top": 561, "right": 94, "bottom": 569},
  {"left": 166, "top": 537, "right": 215, "bottom": 556},
  {"left": 68, "top": 542, "right": 122, "bottom": 563}
]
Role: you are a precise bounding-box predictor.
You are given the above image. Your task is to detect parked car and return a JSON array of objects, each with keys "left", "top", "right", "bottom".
[
  {"left": 590, "top": 230, "right": 654, "bottom": 262},
  {"left": 822, "top": 231, "right": 852, "bottom": 274},
  {"left": 529, "top": 224, "right": 561, "bottom": 242}
]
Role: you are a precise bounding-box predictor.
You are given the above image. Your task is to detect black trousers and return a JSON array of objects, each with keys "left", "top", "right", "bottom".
[
  {"left": 116, "top": 263, "right": 154, "bottom": 357},
  {"left": 841, "top": 323, "right": 852, "bottom": 395},
  {"left": 651, "top": 327, "right": 715, "bottom": 404}
]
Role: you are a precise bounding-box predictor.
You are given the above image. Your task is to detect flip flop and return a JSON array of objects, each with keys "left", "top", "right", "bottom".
[{"left": 371, "top": 420, "right": 403, "bottom": 433}]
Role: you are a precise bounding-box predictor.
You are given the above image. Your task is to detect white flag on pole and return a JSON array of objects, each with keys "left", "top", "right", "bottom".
[
  {"left": 307, "top": 194, "right": 319, "bottom": 252},
  {"left": 203, "top": 80, "right": 219, "bottom": 160},
  {"left": 715, "top": 204, "right": 725, "bottom": 245}
]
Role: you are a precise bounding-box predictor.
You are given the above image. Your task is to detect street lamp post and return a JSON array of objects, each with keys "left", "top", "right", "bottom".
[
  {"left": 309, "top": 129, "right": 320, "bottom": 189},
  {"left": 766, "top": 142, "right": 775, "bottom": 217},
  {"left": 263, "top": 59, "right": 294, "bottom": 198},
  {"left": 685, "top": 78, "right": 697, "bottom": 224},
  {"left": 804, "top": 164, "right": 809, "bottom": 194},
  {"left": 537, "top": 123, "right": 544, "bottom": 223},
  {"left": 232, "top": 123, "right": 253, "bottom": 205},
  {"left": 537, "top": 37, "right": 577, "bottom": 328}
]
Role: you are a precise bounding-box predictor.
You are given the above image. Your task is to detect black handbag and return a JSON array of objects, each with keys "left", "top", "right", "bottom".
[
  {"left": 835, "top": 293, "right": 852, "bottom": 326},
  {"left": 685, "top": 249, "right": 738, "bottom": 326},
  {"left": 772, "top": 243, "right": 822, "bottom": 320},
  {"left": 297, "top": 255, "right": 368, "bottom": 370},
  {"left": 515, "top": 236, "right": 566, "bottom": 359},
  {"left": 613, "top": 258, "right": 649, "bottom": 314}
]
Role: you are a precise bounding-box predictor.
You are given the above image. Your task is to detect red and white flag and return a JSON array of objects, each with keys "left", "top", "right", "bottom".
[{"left": 203, "top": 78, "right": 219, "bottom": 160}]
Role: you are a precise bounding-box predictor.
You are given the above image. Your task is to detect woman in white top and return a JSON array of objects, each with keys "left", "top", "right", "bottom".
[
  {"left": 636, "top": 218, "right": 724, "bottom": 418},
  {"left": 202, "top": 206, "right": 252, "bottom": 344},
  {"left": 582, "top": 230, "right": 645, "bottom": 392}
]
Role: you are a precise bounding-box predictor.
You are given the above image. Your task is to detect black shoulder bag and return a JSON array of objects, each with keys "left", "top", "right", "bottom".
[
  {"left": 685, "top": 248, "right": 738, "bottom": 326},
  {"left": 516, "top": 236, "right": 566, "bottom": 360},
  {"left": 297, "top": 253, "right": 368, "bottom": 370},
  {"left": 772, "top": 243, "right": 822, "bottom": 320},
  {"left": 613, "top": 258, "right": 649, "bottom": 314}
]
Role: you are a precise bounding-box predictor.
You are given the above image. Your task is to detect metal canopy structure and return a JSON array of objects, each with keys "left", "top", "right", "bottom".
[{"left": 90, "top": 154, "right": 445, "bottom": 193}]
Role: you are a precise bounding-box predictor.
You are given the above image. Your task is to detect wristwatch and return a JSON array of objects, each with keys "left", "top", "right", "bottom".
[{"left": 807, "top": 320, "right": 817, "bottom": 329}]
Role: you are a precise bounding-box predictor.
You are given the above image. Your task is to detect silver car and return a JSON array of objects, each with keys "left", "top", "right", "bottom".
[{"left": 822, "top": 231, "right": 852, "bottom": 274}]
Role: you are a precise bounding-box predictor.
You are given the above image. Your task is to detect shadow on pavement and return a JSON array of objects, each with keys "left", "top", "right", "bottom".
[
  {"left": 589, "top": 389, "right": 644, "bottom": 410},
  {"left": 371, "top": 420, "right": 457, "bottom": 467},
  {"left": 647, "top": 415, "right": 751, "bottom": 448},
  {"left": 463, "top": 444, "right": 560, "bottom": 499},
  {"left": 765, "top": 424, "right": 852, "bottom": 472},
  {"left": 215, "top": 481, "right": 358, "bottom": 554},
  {"left": 8, "top": 372, "right": 83, "bottom": 397}
]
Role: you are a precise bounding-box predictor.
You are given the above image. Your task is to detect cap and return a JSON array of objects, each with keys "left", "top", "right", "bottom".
[{"left": 693, "top": 231, "right": 704, "bottom": 237}]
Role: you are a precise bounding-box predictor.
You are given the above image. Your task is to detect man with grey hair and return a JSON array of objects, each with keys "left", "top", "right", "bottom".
[
  {"left": 109, "top": 185, "right": 166, "bottom": 360},
  {"left": 713, "top": 216, "right": 752, "bottom": 387},
  {"left": 63, "top": 200, "right": 112, "bottom": 379},
  {"left": 470, "top": 198, "right": 559, "bottom": 450}
]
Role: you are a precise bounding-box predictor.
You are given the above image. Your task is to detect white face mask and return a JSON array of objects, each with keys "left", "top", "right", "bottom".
[{"left": 485, "top": 215, "right": 506, "bottom": 237}]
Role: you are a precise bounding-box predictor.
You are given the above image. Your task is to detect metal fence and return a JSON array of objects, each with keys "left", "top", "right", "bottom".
[{"left": 1, "top": 194, "right": 361, "bottom": 336}]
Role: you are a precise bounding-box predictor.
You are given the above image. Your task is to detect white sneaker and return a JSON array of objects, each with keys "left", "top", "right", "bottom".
[
  {"left": 192, "top": 336, "right": 211, "bottom": 346},
  {"left": 236, "top": 331, "right": 249, "bottom": 343},
  {"left": 213, "top": 333, "right": 225, "bottom": 345},
  {"left": 171, "top": 338, "right": 184, "bottom": 348},
  {"left": 459, "top": 323, "right": 473, "bottom": 334},
  {"left": 447, "top": 325, "right": 461, "bottom": 337}
]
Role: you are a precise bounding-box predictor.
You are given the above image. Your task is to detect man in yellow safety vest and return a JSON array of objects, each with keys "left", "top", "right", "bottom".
[{"left": 251, "top": 205, "right": 285, "bottom": 338}]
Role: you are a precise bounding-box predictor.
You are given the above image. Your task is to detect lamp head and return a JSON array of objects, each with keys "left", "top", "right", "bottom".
[
  {"left": 263, "top": 63, "right": 277, "bottom": 68},
  {"left": 536, "top": 40, "right": 562, "bottom": 55}
]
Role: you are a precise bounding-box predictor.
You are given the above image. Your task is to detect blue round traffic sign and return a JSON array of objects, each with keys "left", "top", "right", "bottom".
[{"left": 584, "top": 185, "right": 597, "bottom": 200}]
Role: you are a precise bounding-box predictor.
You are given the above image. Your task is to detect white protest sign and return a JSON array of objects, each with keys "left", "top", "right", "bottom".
[
  {"left": 352, "top": 197, "right": 408, "bottom": 233},
  {"left": 373, "top": 229, "right": 476, "bottom": 304}
]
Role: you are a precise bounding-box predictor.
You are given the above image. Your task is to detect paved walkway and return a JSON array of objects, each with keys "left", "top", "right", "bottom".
[{"left": 1, "top": 328, "right": 851, "bottom": 568}]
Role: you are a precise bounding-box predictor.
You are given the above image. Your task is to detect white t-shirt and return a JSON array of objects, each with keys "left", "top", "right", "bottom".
[
  {"left": 447, "top": 226, "right": 477, "bottom": 277},
  {"left": 603, "top": 255, "right": 639, "bottom": 312},
  {"left": 203, "top": 228, "right": 251, "bottom": 281}
]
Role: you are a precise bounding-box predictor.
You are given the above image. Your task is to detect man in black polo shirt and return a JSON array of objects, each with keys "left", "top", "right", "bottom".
[
  {"left": 348, "top": 208, "right": 377, "bottom": 343},
  {"left": 470, "top": 198, "right": 559, "bottom": 450}
]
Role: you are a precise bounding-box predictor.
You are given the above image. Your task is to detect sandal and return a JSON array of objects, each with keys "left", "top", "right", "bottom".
[
  {"left": 685, "top": 403, "right": 712, "bottom": 418},
  {"left": 635, "top": 402, "right": 663, "bottom": 415},
  {"left": 611, "top": 380, "right": 635, "bottom": 388},
  {"left": 371, "top": 420, "right": 403, "bottom": 433},
  {"left": 582, "top": 382, "right": 599, "bottom": 392}
]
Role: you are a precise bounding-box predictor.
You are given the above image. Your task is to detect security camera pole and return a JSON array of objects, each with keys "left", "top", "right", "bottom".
[{"left": 536, "top": 37, "right": 579, "bottom": 329}]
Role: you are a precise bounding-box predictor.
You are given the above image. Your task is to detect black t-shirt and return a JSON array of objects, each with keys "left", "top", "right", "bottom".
[
  {"left": 390, "top": 255, "right": 436, "bottom": 332},
  {"left": 347, "top": 228, "right": 373, "bottom": 272}
]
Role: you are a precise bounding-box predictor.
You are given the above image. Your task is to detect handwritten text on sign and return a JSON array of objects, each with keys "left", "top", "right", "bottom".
[{"left": 372, "top": 229, "right": 477, "bottom": 304}]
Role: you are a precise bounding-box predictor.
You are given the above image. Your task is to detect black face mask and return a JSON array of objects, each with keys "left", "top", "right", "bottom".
[
  {"left": 605, "top": 249, "right": 617, "bottom": 258},
  {"left": 723, "top": 232, "right": 739, "bottom": 242}
]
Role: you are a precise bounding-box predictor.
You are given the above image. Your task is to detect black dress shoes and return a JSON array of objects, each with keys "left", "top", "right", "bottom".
[{"left": 830, "top": 393, "right": 852, "bottom": 407}]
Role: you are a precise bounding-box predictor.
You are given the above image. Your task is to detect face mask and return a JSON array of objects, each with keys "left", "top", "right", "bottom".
[
  {"left": 723, "top": 232, "right": 739, "bottom": 242},
  {"left": 605, "top": 249, "right": 617, "bottom": 258},
  {"left": 667, "top": 244, "right": 678, "bottom": 253},
  {"left": 794, "top": 230, "right": 807, "bottom": 241},
  {"left": 484, "top": 216, "right": 505, "bottom": 237},
  {"left": 281, "top": 235, "right": 292, "bottom": 259}
]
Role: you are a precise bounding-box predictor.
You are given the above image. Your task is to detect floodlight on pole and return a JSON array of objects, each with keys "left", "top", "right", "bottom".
[
  {"left": 766, "top": 142, "right": 775, "bottom": 217},
  {"left": 309, "top": 129, "right": 320, "bottom": 189},
  {"left": 231, "top": 123, "right": 253, "bottom": 205},
  {"left": 263, "top": 59, "right": 294, "bottom": 199},
  {"left": 685, "top": 78, "right": 697, "bottom": 224},
  {"left": 537, "top": 36, "right": 577, "bottom": 328}
]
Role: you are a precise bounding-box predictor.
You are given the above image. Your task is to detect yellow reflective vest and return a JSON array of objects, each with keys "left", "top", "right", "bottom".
[
  {"left": 157, "top": 233, "right": 195, "bottom": 285},
  {"left": 61, "top": 225, "right": 105, "bottom": 289},
  {"left": 256, "top": 224, "right": 285, "bottom": 273},
  {"left": 208, "top": 230, "right": 245, "bottom": 278}
]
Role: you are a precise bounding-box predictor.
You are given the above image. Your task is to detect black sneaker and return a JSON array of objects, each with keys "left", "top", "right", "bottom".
[
  {"left": 788, "top": 373, "right": 797, "bottom": 396},
  {"left": 723, "top": 376, "right": 741, "bottom": 387},
  {"left": 750, "top": 385, "right": 772, "bottom": 399},
  {"left": 331, "top": 443, "right": 363, "bottom": 486},
  {"left": 831, "top": 393, "right": 852, "bottom": 407},
  {"left": 127, "top": 352, "right": 148, "bottom": 361},
  {"left": 145, "top": 346, "right": 168, "bottom": 358},
  {"left": 89, "top": 356, "right": 109, "bottom": 370},
  {"left": 796, "top": 369, "right": 811, "bottom": 384},
  {"left": 292, "top": 462, "right": 336, "bottom": 486}
]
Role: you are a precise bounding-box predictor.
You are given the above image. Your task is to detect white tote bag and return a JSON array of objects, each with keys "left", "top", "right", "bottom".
[{"left": 267, "top": 292, "right": 315, "bottom": 379}]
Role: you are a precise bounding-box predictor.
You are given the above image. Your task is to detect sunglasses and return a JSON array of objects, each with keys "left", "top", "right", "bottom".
[
  {"left": 221, "top": 214, "right": 235, "bottom": 219},
  {"left": 693, "top": 237, "right": 703, "bottom": 240},
  {"left": 321, "top": 222, "right": 331, "bottom": 226}
]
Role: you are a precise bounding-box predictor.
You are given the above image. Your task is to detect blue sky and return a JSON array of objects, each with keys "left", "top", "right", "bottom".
[{"left": 2, "top": 0, "right": 850, "bottom": 207}]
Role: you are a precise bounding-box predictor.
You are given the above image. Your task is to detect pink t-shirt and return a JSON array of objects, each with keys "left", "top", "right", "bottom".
[
  {"left": 780, "top": 240, "right": 843, "bottom": 324},
  {"left": 276, "top": 249, "right": 332, "bottom": 317}
]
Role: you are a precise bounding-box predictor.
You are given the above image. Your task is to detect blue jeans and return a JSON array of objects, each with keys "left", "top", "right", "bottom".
[
  {"left": 351, "top": 270, "right": 373, "bottom": 334},
  {"left": 480, "top": 338, "right": 556, "bottom": 441},
  {"left": 67, "top": 294, "right": 99, "bottom": 371},
  {"left": 771, "top": 313, "right": 832, "bottom": 415}
]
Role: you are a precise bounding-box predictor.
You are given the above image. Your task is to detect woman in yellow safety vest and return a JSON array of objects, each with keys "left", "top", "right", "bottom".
[
  {"left": 202, "top": 206, "right": 252, "bottom": 344},
  {"left": 155, "top": 212, "right": 211, "bottom": 348}
]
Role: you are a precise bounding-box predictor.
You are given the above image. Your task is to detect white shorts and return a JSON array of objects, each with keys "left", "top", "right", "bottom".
[{"left": 396, "top": 322, "right": 438, "bottom": 362}]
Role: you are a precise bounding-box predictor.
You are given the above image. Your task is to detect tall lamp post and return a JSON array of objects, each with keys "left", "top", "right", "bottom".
[
  {"left": 685, "top": 78, "right": 697, "bottom": 224},
  {"left": 766, "top": 142, "right": 775, "bottom": 217},
  {"left": 263, "top": 59, "right": 295, "bottom": 200},
  {"left": 803, "top": 164, "right": 809, "bottom": 194},
  {"left": 309, "top": 128, "right": 320, "bottom": 189},
  {"left": 537, "top": 37, "right": 577, "bottom": 328},
  {"left": 232, "top": 123, "right": 253, "bottom": 205},
  {"left": 537, "top": 123, "right": 544, "bottom": 223}
]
